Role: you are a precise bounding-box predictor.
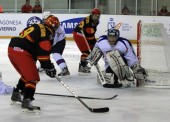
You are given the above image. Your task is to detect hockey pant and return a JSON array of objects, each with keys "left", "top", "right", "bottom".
[
  {"left": 73, "top": 31, "right": 96, "bottom": 61},
  {"left": 8, "top": 47, "right": 39, "bottom": 99}
]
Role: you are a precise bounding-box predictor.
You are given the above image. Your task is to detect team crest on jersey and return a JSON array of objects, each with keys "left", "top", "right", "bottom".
[
  {"left": 86, "top": 27, "right": 94, "bottom": 34},
  {"left": 57, "top": 32, "right": 62, "bottom": 37},
  {"left": 27, "top": 16, "right": 42, "bottom": 27}
]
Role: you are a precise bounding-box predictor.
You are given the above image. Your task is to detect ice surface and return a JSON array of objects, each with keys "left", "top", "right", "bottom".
[{"left": 0, "top": 39, "right": 170, "bottom": 122}]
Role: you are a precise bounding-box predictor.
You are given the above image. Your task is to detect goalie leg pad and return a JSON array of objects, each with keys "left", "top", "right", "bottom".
[
  {"left": 97, "top": 71, "right": 122, "bottom": 88},
  {"left": 97, "top": 71, "right": 114, "bottom": 85},
  {"left": 106, "top": 50, "right": 134, "bottom": 81},
  {"left": 86, "top": 47, "right": 102, "bottom": 66}
]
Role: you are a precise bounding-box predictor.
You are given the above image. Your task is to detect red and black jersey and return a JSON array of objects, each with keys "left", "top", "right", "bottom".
[
  {"left": 73, "top": 15, "right": 99, "bottom": 42},
  {"left": 8, "top": 24, "right": 55, "bottom": 68}
]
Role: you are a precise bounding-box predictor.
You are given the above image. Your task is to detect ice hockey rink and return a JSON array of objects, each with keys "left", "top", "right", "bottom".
[{"left": 0, "top": 38, "right": 170, "bottom": 122}]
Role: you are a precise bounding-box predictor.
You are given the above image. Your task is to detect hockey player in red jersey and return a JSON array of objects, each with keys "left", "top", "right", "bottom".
[
  {"left": 73, "top": 8, "right": 101, "bottom": 73},
  {"left": 8, "top": 15, "right": 58, "bottom": 111}
]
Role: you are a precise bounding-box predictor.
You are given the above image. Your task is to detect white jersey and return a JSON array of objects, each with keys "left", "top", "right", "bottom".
[
  {"left": 53, "top": 26, "right": 66, "bottom": 45},
  {"left": 95, "top": 35, "right": 138, "bottom": 69}
]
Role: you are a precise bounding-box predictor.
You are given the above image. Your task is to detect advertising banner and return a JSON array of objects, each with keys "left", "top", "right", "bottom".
[{"left": 0, "top": 14, "right": 170, "bottom": 41}]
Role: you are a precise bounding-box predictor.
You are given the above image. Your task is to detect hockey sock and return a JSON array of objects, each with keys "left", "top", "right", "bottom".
[
  {"left": 80, "top": 60, "right": 88, "bottom": 67},
  {"left": 24, "top": 81, "right": 36, "bottom": 100},
  {"left": 24, "top": 87, "right": 35, "bottom": 101},
  {"left": 53, "top": 53, "right": 67, "bottom": 69},
  {"left": 16, "top": 78, "right": 26, "bottom": 92}
]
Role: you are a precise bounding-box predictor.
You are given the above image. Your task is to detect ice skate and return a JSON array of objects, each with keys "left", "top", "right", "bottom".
[
  {"left": 10, "top": 88, "right": 22, "bottom": 105},
  {"left": 78, "top": 63, "right": 91, "bottom": 73},
  {"left": 58, "top": 67, "right": 70, "bottom": 78},
  {"left": 22, "top": 98, "right": 40, "bottom": 113}
]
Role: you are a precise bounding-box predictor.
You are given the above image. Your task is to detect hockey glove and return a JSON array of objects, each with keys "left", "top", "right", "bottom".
[
  {"left": 45, "top": 63, "right": 56, "bottom": 78},
  {"left": 86, "top": 47, "right": 102, "bottom": 66},
  {"left": 131, "top": 63, "right": 148, "bottom": 80}
]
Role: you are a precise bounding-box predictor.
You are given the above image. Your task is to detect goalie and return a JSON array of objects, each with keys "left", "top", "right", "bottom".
[{"left": 87, "top": 28, "right": 148, "bottom": 88}]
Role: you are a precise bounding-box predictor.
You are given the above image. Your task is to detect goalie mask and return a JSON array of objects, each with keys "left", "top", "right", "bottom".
[
  {"left": 107, "top": 28, "right": 120, "bottom": 45},
  {"left": 107, "top": 28, "right": 120, "bottom": 37}
]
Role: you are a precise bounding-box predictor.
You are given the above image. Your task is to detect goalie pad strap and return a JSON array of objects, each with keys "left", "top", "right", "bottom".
[{"left": 97, "top": 71, "right": 114, "bottom": 85}]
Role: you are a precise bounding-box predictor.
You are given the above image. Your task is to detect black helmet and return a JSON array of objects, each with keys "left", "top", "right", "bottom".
[{"left": 107, "top": 28, "right": 120, "bottom": 38}]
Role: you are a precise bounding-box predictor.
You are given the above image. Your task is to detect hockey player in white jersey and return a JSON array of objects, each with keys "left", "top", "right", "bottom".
[
  {"left": 52, "top": 23, "right": 70, "bottom": 76},
  {"left": 87, "top": 28, "right": 148, "bottom": 87},
  {"left": 38, "top": 11, "right": 70, "bottom": 76}
]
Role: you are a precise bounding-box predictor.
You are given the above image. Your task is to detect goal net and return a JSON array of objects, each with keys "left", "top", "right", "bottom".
[{"left": 137, "top": 20, "right": 170, "bottom": 87}]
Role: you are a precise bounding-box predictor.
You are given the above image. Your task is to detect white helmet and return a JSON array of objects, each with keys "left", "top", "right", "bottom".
[{"left": 42, "top": 11, "right": 51, "bottom": 19}]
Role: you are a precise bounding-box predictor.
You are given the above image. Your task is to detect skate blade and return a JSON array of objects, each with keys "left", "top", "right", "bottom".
[
  {"left": 10, "top": 100, "right": 21, "bottom": 105},
  {"left": 58, "top": 75, "right": 71, "bottom": 79},
  {"left": 78, "top": 72, "right": 91, "bottom": 76},
  {"left": 22, "top": 108, "right": 41, "bottom": 114}
]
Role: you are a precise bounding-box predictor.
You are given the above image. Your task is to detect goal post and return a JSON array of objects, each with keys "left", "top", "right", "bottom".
[{"left": 137, "top": 20, "right": 170, "bottom": 87}]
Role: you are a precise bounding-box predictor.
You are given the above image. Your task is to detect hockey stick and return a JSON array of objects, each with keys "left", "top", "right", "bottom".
[
  {"left": 55, "top": 76, "right": 109, "bottom": 113},
  {"left": 35, "top": 92, "right": 118, "bottom": 100},
  {"left": 80, "top": 30, "right": 107, "bottom": 84}
]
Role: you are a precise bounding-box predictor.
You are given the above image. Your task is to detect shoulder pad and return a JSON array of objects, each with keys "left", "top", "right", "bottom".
[{"left": 98, "top": 35, "right": 107, "bottom": 42}]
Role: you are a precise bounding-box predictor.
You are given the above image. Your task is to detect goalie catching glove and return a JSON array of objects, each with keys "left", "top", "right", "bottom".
[
  {"left": 86, "top": 47, "right": 103, "bottom": 66},
  {"left": 131, "top": 64, "right": 148, "bottom": 80},
  {"left": 45, "top": 63, "right": 56, "bottom": 78}
]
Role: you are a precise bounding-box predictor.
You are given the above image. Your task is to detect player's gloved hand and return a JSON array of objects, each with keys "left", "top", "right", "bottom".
[
  {"left": 86, "top": 47, "right": 102, "bottom": 66},
  {"left": 45, "top": 63, "right": 56, "bottom": 78},
  {"left": 131, "top": 63, "right": 148, "bottom": 80}
]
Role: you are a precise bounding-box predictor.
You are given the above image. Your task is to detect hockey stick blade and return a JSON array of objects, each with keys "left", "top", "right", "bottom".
[
  {"left": 90, "top": 107, "right": 109, "bottom": 113},
  {"left": 35, "top": 93, "right": 118, "bottom": 100},
  {"left": 55, "top": 76, "right": 109, "bottom": 113},
  {"left": 77, "top": 97, "right": 109, "bottom": 113}
]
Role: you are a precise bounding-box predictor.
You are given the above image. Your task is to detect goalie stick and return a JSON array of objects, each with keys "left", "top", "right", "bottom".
[
  {"left": 80, "top": 30, "right": 107, "bottom": 84},
  {"left": 35, "top": 92, "right": 118, "bottom": 100},
  {"left": 55, "top": 76, "right": 109, "bottom": 113}
]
